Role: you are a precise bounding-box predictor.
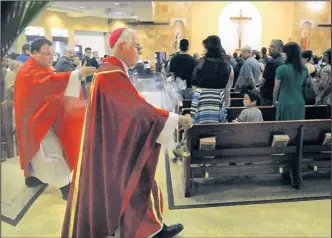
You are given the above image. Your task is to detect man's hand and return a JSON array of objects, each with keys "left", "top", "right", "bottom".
[
  {"left": 178, "top": 114, "right": 193, "bottom": 130},
  {"left": 79, "top": 61, "right": 97, "bottom": 77}
]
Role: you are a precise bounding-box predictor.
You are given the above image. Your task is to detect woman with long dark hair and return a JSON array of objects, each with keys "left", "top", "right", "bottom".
[
  {"left": 190, "top": 35, "right": 233, "bottom": 123},
  {"left": 273, "top": 42, "right": 308, "bottom": 120}
]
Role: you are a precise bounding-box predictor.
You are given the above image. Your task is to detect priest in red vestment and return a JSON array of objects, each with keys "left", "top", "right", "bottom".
[
  {"left": 62, "top": 28, "right": 191, "bottom": 238},
  {"left": 14, "top": 38, "right": 96, "bottom": 200}
]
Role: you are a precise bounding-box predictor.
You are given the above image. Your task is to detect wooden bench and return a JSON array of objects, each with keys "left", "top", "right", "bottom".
[
  {"left": 183, "top": 119, "right": 331, "bottom": 197},
  {"left": 178, "top": 105, "right": 330, "bottom": 143},
  {"left": 181, "top": 98, "right": 243, "bottom": 111},
  {"left": 301, "top": 123, "right": 331, "bottom": 179},
  {"left": 230, "top": 98, "right": 243, "bottom": 107},
  {"left": 230, "top": 92, "right": 243, "bottom": 98},
  {"left": 227, "top": 105, "right": 331, "bottom": 122}
]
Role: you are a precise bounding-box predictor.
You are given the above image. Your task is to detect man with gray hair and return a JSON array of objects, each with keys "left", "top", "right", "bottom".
[
  {"left": 62, "top": 28, "right": 188, "bottom": 238},
  {"left": 54, "top": 46, "right": 76, "bottom": 72},
  {"left": 235, "top": 45, "right": 260, "bottom": 92},
  {"left": 260, "top": 39, "right": 285, "bottom": 106}
]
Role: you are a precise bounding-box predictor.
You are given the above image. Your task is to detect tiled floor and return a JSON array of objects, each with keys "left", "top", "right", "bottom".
[{"left": 2, "top": 152, "right": 330, "bottom": 237}]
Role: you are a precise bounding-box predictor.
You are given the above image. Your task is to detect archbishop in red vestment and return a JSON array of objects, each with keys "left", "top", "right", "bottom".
[{"left": 62, "top": 28, "right": 190, "bottom": 238}]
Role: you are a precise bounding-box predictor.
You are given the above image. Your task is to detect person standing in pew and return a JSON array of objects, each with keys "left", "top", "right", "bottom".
[
  {"left": 260, "top": 39, "right": 285, "bottom": 106},
  {"left": 191, "top": 35, "right": 234, "bottom": 123},
  {"left": 233, "top": 90, "right": 263, "bottom": 122},
  {"left": 234, "top": 45, "right": 260, "bottom": 93},
  {"left": 315, "top": 48, "right": 331, "bottom": 106},
  {"left": 273, "top": 42, "right": 307, "bottom": 120}
]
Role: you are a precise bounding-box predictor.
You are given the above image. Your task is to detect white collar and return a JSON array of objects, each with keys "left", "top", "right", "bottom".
[{"left": 117, "top": 58, "right": 129, "bottom": 76}]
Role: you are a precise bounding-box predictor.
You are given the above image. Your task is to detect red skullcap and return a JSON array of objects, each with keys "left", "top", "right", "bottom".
[{"left": 109, "top": 28, "right": 127, "bottom": 48}]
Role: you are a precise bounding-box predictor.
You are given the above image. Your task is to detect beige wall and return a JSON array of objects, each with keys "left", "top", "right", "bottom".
[
  {"left": 17, "top": 2, "right": 330, "bottom": 61},
  {"left": 292, "top": 1, "right": 331, "bottom": 55},
  {"left": 15, "top": 10, "right": 109, "bottom": 53},
  {"left": 190, "top": 1, "right": 295, "bottom": 54}
]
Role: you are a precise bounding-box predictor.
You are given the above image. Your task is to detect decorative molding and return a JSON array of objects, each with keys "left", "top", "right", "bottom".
[
  {"left": 300, "top": 20, "right": 315, "bottom": 28},
  {"left": 170, "top": 18, "right": 187, "bottom": 27}
]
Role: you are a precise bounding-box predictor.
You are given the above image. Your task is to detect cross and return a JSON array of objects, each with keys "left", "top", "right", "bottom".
[{"left": 230, "top": 9, "right": 252, "bottom": 51}]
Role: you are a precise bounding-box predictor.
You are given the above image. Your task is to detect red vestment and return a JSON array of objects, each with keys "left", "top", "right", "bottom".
[
  {"left": 14, "top": 57, "right": 86, "bottom": 176},
  {"left": 62, "top": 56, "right": 169, "bottom": 238},
  {"left": 301, "top": 37, "right": 309, "bottom": 50}
]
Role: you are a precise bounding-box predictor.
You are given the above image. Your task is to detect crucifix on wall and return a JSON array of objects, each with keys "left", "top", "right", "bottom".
[{"left": 230, "top": 9, "right": 252, "bottom": 52}]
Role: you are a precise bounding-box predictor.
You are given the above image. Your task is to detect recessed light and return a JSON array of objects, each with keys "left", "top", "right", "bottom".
[
  {"left": 114, "top": 2, "right": 120, "bottom": 6},
  {"left": 79, "top": 6, "right": 85, "bottom": 9}
]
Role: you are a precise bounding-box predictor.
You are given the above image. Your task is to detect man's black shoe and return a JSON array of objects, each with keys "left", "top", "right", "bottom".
[
  {"left": 153, "top": 223, "right": 184, "bottom": 238},
  {"left": 60, "top": 183, "right": 70, "bottom": 201},
  {"left": 25, "top": 176, "right": 45, "bottom": 187}
]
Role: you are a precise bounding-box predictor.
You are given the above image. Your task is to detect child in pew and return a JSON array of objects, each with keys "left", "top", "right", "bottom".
[{"left": 233, "top": 90, "right": 263, "bottom": 122}]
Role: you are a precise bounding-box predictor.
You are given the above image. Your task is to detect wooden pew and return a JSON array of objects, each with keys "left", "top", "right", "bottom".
[
  {"left": 227, "top": 105, "right": 331, "bottom": 122},
  {"left": 230, "top": 92, "right": 243, "bottom": 98},
  {"left": 179, "top": 105, "right": 330, "bottom": 143},
  {"left": 181, "top": 98, "right": 244, "bottom": 111},
  {"left": 183, "top": 119, "right": 331, "bottom": 197},
  {"left": 301, "top": 123, "right": 331, "bottom": 178},
  {"left": 230, "top": 98, "right": 243, "bottom": 107}
]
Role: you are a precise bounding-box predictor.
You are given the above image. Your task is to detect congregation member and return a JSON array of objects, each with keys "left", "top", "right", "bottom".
[
  {"left": 261, "top": 47, "right": 271, "bottom": 64},
  {"left": 16, "top": 43, "right": 31, "bottom": 63},
  {"left": 4, "top": 60, "right": 22, "bottom": 101},
  {"left": 260, "top": 39, "right": 285, "bottom": 106},
  {"left": 316, "top": 48, "right": 331, "bottom": 105},
  {"left": 170, "top": 39, "right": 197, "bottom": 99},
  {"left": 233, "top": 90, "right": 263, "bottom": 122},
  {"left": 191, "top": 35, "right": 233, "bottom": 123},
  {"left": 54, "top": 46, "right": 76, "bottom": 72},
  {"left": 302, "top": 50, "right": 316, "bottom": 78},
  {"left": 234, "top": 45, "right": 260, "bottom": 92},
  {"left": 273, "top": 42, "right": 307, "bottom": 120}
]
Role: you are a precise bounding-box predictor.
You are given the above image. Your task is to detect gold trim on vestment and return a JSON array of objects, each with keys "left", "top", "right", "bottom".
[
  {"left": 150, "top": 191, "right": 163, "bottom": 227},
  {"left": 157, "top": 184, "right": 163, "bottom": 217},
  {"left": 68, "top": 70, "right": 125, "bottom": 237}
]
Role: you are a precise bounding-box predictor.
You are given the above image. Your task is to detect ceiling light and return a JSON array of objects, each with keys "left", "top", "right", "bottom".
[
  {"left": 79, "top": 6, "right": 85, "bottom": 9},
  {"left": 114, "top": 2, "right": 120, "bottom": 6}
]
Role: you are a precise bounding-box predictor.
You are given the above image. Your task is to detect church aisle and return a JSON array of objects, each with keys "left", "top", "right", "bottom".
[{"left": 1, "top": 152, "right": 330, "bottom": 237}]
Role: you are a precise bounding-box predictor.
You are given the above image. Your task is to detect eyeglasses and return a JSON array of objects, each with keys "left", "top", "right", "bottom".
[{"left": 38, "top": 51, "right": 53, "bottom": 56}]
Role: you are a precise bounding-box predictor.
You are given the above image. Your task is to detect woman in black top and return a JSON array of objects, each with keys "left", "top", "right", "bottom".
[{"left": 191, "top": 35, "right": 234, "bottom": 123}]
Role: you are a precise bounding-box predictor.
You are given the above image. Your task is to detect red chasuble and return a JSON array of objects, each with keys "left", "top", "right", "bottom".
[
  {"left": 14, "top": 57, "right": 86, "bottom": 176},
  {"left": 62, "top": 56, "right": 169, "bottom": 238}
]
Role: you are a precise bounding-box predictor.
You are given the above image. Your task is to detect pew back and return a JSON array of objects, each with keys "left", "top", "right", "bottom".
[
  {"left": 227, "top": 105, "right": 331, "bottom": 122},
  {"left": 183, "top": 119, "right": 331, "bottom": 197}
]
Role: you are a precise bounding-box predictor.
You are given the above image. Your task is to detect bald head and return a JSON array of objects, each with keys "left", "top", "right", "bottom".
[{"left": 110, "top": 28, "right": 141, "bottom": 68}]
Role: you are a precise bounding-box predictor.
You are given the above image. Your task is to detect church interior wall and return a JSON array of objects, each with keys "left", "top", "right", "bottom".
[
  {"left": 292, "top": 1, "right": 331, "bottom": 55},
  {"left": 190, "top": 2, "right": 295, "bottom": 54},
  {"left": 15, "top": 10, "right": 109, "bottom": 54},
  {"left": 16, "top": 2, "right": 330, "bottom": 65}
]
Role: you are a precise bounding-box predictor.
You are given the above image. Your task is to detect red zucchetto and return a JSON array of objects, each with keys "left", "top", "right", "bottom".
[{"left": 109, "top": 28, "right": 126, "bottom": 48}]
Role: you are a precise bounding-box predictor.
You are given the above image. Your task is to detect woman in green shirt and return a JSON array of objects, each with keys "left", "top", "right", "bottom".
[{"left": 273, "top": 42, "right": 307, "bottom": 120}]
